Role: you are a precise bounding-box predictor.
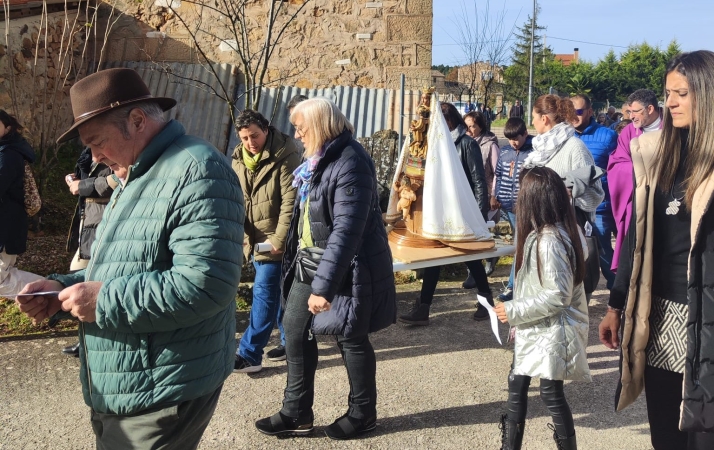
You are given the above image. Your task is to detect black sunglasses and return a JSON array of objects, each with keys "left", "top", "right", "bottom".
[{"left": 575, "top": 108, "right": 587, "bottom": 116}]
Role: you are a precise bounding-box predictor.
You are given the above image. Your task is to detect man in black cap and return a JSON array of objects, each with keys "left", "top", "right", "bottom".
[{"left": 15, "top": 68, "right": 245, "bottom": 449}]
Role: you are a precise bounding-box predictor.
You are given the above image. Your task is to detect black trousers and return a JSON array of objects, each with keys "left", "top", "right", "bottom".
[
  {"left": 644, "top": 365, "right": 714, "bottom": 450},
  {"left": 507, "top": 372, "right": 575, "bottom": 438},
  {"left": 91, "top": 385, "right": 222, "bottom": 450},
  {"left": 281, "top": 281, "right": 377, "bottom": 420},
  {"left": 420, "top": 260, "right": 491, "bottom": 305}
]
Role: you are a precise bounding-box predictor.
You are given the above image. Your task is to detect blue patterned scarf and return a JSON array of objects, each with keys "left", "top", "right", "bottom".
[{"left": 292, "top": 141, "right": 331, "bottom": 205}]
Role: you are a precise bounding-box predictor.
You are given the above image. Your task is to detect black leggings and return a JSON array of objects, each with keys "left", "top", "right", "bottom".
[
  {"left": 507, "top": 372, "right": 574, "bottom": 438},
  {"left": 420, "top": 260, "right": 491, "bottom": 305}
]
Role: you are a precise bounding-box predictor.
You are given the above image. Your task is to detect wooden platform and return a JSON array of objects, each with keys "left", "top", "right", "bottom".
[{"left": 389, "top": 239, "right": 496, "bottom": 264}]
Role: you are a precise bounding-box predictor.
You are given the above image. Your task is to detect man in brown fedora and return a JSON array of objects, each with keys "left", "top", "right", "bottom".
[{"left": 15, "top": 68, "right": 245, "bottom": 449}]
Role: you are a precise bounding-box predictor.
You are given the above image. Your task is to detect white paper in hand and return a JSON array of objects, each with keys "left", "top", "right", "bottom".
[{"left": 477, "top": 294, "right": 502, "bottom": 345}]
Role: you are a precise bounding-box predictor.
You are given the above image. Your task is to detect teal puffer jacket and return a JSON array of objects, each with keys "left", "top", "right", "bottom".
[{"left": 50, "top": 120, "right": 245, "bottom": 415}]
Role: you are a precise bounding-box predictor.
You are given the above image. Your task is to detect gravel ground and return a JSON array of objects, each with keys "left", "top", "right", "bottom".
[{"left": 0, "top": 269, "right": 652, "bottom": 450}]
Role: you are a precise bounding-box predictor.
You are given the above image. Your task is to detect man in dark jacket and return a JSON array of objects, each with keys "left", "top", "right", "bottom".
[
  {"left": 231, "top": 110, "right": 300, "bottom": 373},
  {"left": 15, "top": 68, "right": 245, "bottom": 450},
  {"left": 0, "top": 110, "right": 43, "bottom": 297},
  {"left": 399, "top": 102, "right": 493, "bottom": 326},
  {"left": 571, "top": 94, "right": 618, "bottom": 289},
  {"left": 509, "top": 100, "right": 524, "bottom": 119}
]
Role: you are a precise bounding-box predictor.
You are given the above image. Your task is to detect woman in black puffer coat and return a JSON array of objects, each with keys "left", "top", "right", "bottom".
[
  {"left": 255, "top": 97, "right": 396, "bottom": 441},
  {"left": 0, "top": 110, "right": 43, "bottom": 297}
]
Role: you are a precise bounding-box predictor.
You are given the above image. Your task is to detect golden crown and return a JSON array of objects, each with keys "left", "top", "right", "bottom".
[{"left": 422, "top": 86, "right": 436, "bottom": 95}]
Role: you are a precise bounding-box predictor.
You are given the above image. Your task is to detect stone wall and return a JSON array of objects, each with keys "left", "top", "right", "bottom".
[
  {"left": 99, "top": 0, "right": 433, "bottom": 89},
  {"left": 0, "top": 11, "right": 93, "bottom": 147},
  {"left": 358, "top": 129, "right": 399, "bottom": 211}
]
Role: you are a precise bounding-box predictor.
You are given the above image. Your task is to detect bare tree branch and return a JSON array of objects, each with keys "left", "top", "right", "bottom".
[{"left": 450, "top": 0, "right": 516, "bottom": 108}]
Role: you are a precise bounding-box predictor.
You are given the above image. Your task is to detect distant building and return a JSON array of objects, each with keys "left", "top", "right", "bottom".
[{"left": 555, "top": 48, "right": 580, "bottom": 66}]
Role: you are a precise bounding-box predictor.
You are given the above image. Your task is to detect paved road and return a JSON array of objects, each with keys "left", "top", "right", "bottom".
[{"left": 0, "top": 269, "right": 652, "bottom": 450}]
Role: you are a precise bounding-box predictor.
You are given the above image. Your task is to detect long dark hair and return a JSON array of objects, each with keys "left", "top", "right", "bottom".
[
  {"left": 515, "top": 166, "right": 585, "bottom": 285},
  {"left": 0, "top": 109, "right": 23, "bottom": 140},
  {"left": 441, "top": 102, "right": 466, "bottom": 130},
  {"left": 653, "top": 50, "right": 714, "bottom": 209}
]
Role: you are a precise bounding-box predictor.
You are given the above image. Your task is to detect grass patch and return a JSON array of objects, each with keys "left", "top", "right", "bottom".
[{"left": 0, "top": 298, "right": 77, "bottom": 337}]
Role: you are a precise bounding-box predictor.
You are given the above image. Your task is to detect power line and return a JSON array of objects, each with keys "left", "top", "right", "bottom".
[
  {"left": 547, "top": 36, "right": 629, "bottom": 49},
  {"left": 434, "top": 36, "right": 629, "bottom": 50}
]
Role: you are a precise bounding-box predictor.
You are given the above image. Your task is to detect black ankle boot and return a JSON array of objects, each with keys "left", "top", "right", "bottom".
[
  {"left": 462, "top": 270, "right": 477, "bottom": 289},
  {"left": 548, "top": 423, "right": 577, "bottom": 450},
  {"left": 499, "top": 414, "right": 525, "bottom": 450},
  {"left": 398, "top": 301, "right": 430, "bottom": 325}
]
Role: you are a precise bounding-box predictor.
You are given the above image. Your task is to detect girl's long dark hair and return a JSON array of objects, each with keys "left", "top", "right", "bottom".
[{"left": 515, "top": 166, "right": 585, "bottom": 285}]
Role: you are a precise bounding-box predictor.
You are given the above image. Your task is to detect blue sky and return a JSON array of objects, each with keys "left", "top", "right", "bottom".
[{"left": 432, "top": 0, "right": 714, "bottom": 66}]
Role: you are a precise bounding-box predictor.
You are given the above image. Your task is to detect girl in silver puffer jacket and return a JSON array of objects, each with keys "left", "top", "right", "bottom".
[{"left": 494, "top": 166, "right": 590, "bottom": 450}]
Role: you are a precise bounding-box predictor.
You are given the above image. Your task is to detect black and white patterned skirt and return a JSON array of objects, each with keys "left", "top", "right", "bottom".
[{"left": 646, "top": 295, "right": 688, "bottom": 373}]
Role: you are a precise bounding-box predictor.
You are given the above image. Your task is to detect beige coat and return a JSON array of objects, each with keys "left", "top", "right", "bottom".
[
  {"left": 620, "top": 129, "right": 714, "bottom": 431},
  {"left": 615, "top": 130, "right": 659, "bottom": 411},
  {"left": 232, "top": 128, "right": 301, "bottom": 262}
]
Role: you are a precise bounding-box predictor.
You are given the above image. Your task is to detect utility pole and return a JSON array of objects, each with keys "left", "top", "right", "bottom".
[{"left": 527, "top": 0, "right": 536, "bottom": 127}]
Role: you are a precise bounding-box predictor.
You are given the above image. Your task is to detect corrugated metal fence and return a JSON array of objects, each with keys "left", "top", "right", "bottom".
[
  {"left": 102, "top": 61, "right": 421, "bottom": 154},
  {"left": 102, "top": 61, "right": 237, "bottom": 153}
]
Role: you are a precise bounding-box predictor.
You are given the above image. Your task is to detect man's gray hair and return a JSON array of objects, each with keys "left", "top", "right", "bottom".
[
  {"left": 627, "top": 89, "right": 658, "bottom": 109},
  {"left": 100, "top": 101, "right": 167, "bottom": 138}
]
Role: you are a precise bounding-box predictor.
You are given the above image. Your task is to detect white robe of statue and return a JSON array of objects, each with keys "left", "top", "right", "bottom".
[{"left": 387, "top": 95, "right": 491, "bottom": 242}]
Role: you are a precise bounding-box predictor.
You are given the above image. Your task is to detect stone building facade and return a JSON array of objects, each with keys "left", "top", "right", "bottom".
[{"left": 101, "top": 0, "right": 433, "bottom": 89}]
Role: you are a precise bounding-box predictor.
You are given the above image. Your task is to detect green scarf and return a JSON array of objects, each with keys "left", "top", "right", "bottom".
[{"left": 242, "top": 146, "right": 263, "bottom": 171}]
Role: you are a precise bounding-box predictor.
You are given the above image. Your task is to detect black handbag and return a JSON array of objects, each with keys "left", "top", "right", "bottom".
[
  {"left": 295, "top": 247, "right": 325, "bottom": 284},
  {"left": 574, "top": 207, "right": 600, "bottom": 295}
]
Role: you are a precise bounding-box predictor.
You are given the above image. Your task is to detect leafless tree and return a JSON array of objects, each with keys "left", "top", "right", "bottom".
[
  {"left": 2, "top": 0, "right": 120, "bottom": 190},
  {"left": 449, "top": 0, "right": 516, "bottom": 109},
  {"left": 159, "top": 0, "right": 311, "bottom": 126}
]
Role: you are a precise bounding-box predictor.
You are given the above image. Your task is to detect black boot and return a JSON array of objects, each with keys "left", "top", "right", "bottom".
[
  {"left": 62, "top": 342, "right": 80, "bottom": 357},
  {"left": 473, "top": 292, "right": 494, "bottom": 321},
  {"left": 548, "top": 423, "right": 577, "bottom": 450},
  {"left": 398, "top": 301, "right": 430, "bottom": 325},
  {"left": 462, "top": 269, "right": 477, "bottom": 289},
  {"left": 499, "top": 414, "right": 525, "bottom": 450}
]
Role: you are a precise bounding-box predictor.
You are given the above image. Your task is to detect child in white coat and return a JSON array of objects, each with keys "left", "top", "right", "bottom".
[{"left": 494, "top": 166, "right": 590, "bottom": 450}]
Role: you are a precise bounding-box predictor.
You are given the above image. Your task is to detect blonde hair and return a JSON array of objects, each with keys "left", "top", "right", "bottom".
[{"left": 290, "top": 97, "right": 354, "bottom": 156}]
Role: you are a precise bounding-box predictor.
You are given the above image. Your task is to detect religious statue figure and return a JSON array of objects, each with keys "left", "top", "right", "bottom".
[
  {"left": 393, "top": 175, "right": 419, "bottom": 222},
  {"left": 408, "top": 87, "right": 435, "bottom": 159}
]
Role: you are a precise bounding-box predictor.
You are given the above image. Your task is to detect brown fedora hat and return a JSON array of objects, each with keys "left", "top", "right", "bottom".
[{"left": 57, "top": 68, "right": 177, "bottom": 143}]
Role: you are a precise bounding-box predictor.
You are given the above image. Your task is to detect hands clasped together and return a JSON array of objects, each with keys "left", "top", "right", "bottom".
[{"left": 15, "top": 279, "right": 103, "bottom": 325}]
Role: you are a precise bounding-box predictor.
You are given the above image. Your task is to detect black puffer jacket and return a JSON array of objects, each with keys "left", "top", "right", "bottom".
[
  {"left": 682, "top": 176, "right": 714, "bottom": 432},
  {"left": 66, "top": 148, "right": 114, "bottom": 260},
  {"left": 0, "top": 133, "right": 35, "bottom": 255},
  {"left": 453, "top": 126, "right": 489, "bottom": 219},
  {"left": 281, "top": 129, "right": 397, "bottom": 337}
]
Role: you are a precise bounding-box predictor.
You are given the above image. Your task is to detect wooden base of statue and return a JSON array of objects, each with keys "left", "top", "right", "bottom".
[
  {"left": 388, "top": 227, "right": 445, "bottom": 248},
  {"left": 441, "top": 240, "right": 496, "bottom": 251},
  {"left": 388, "top": 179, "right": 444, "bottom": 248}
]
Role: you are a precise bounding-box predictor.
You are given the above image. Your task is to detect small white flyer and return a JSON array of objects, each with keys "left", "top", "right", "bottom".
[{"left": 477, "top": 294, "right": 502, "bottom": 345}]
